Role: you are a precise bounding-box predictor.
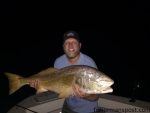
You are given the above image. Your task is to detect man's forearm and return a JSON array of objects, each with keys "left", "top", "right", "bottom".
[{"left": 83, "top": 94, "right": 99, "bottom": 101}]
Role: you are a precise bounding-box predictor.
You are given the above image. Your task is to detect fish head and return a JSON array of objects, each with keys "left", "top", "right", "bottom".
[{"left": 75, "top": 66, "right": 114, "bottom": 94}]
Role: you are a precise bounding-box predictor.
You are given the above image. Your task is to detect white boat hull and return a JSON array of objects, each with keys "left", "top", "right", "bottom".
[{"left": 8, "top": 91, "right": 150, "bottom": 113}]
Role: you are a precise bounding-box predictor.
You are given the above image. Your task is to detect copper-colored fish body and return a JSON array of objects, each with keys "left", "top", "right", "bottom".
[{"left": 5, "top": 65, "right": 114, "bottom": 98}]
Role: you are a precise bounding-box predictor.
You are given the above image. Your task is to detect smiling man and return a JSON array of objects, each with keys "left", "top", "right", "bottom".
[{"left": 54, "top": 30, "right": 99, "bottom": 113}]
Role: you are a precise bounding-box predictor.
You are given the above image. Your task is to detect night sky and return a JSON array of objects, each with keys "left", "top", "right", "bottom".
[
  {"left": 0, "top": 0, "right": 150, "bottom": 112},
  {"left": 1, "top": 25, "right": 149, "bottom": 98}
]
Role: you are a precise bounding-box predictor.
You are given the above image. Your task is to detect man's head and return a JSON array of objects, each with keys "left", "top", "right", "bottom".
[
  {"left": 63, "top": 30, "right": 80, "bottom": 43},
  {"left": 63, "top": 31, "right": 81, "bottom": 59}
]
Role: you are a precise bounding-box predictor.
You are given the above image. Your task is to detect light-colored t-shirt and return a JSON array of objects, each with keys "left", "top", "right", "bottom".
[{"left": 54, "top": 52, "right": 98, "bottom": 113}]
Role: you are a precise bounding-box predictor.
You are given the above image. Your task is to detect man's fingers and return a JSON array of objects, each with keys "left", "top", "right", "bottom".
[
  {"left": 73, "top": 84, "right": 86, "bottom": 97},
  {"left": 29, "top": 79, "right": 40, "bottom": 89}
]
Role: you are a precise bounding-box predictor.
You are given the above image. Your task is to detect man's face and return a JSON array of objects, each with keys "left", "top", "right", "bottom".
[{"left": 63, "top": 38, "right": 81, "bottom": 59}]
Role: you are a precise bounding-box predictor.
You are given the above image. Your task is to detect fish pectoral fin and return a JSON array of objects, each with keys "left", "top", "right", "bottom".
[{"left": 36, "top": 87, "right": 48, "bottom": 94}]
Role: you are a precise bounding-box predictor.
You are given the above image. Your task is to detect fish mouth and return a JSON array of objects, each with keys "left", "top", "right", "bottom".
[
  {"left": 101, "top": 87, "right": 113, "bottom": 93},
  {"left": 79, "top": 86, "right": 113, "bottom": 94}
]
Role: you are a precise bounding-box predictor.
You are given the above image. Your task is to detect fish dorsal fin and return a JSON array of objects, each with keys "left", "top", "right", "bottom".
[{"left": 31, "top": 67, "right": 58, "bottom": 77}]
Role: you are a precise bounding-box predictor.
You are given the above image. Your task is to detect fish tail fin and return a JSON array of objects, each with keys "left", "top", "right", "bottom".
[{"left": 4, "top": 72, "right": 26, "bottom": 95}]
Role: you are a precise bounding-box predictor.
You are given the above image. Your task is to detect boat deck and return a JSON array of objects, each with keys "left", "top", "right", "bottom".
[{"left": 7, "top": 91, "right": 150, "bottom": 113}]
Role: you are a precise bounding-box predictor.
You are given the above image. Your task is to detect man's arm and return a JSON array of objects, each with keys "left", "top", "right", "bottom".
[{"left": 83, "top": 94, "right": 99, "bottom": 101}]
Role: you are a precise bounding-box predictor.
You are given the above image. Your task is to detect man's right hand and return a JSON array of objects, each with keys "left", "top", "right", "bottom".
[{"left": 29, "top": 79, "right": 40, "bottom": 90}]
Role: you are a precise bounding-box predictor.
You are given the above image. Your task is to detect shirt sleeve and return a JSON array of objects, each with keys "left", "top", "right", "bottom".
[
  {"left": 53, "top": 59, "right": 58, "bottom": 68},
  {"left": 87, "top": 58, "right": 98, "bottom": 69},
  {"left": 83, "top": 54, "right": 98, "bottom": 69}
]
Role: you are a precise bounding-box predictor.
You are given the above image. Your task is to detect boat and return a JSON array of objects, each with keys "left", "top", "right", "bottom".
[{"left": 7, "top": 91, "right": 150, "bottom": 113}]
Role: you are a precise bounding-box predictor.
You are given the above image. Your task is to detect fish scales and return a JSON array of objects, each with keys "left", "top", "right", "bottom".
[{"left": 5, "top": 65, "right": 114, "bottom": 98}]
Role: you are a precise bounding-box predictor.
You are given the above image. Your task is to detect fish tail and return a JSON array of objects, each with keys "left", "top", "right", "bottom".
[{"left": 4, "top": 72, "right": 27, "bottom": 95}]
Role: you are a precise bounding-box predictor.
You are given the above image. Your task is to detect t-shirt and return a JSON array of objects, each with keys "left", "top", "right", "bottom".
[{"left": 54, "top": 52, "right": 98, "bottom": 113}]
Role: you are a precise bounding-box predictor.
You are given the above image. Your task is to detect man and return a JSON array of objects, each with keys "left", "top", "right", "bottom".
[{"left": 54, "top": 30, "right": 99, "bottom": 113}]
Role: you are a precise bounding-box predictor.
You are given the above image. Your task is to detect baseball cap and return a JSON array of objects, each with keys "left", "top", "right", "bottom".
[{"left": 63, "top": 30, "right": 80, "bottom": 43}]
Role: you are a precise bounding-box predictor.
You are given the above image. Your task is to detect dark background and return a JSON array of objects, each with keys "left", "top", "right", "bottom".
[
  {"left": 0, "top": 25, "right": 149, "bottom": 111},
  {"left": 0, "top": 0, "right": 150, "bottom": 112}
]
